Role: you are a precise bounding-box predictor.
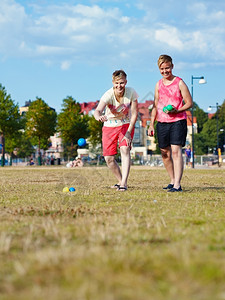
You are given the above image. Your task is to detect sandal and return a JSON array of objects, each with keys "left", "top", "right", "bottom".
[
  {"left": 163, "top": 184, "right": 174, "bottom": 190},
  {"left": 167, "top": 186, "right": 182, "bottom": 192},
  {"left": 111, "top": 184, "right": 120, "bottom": 189},
  {"left": 117, "top": 186, "right": 127, "bottom": 192}
]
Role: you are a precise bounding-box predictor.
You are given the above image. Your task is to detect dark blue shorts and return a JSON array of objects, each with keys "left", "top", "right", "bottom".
[{"left": 157, "top": 119, "right": 187, "bottom": 149}]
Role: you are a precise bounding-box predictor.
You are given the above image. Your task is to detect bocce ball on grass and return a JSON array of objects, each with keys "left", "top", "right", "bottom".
[{"left": 63, "top": 187, "right": 76, "bottom": 192}]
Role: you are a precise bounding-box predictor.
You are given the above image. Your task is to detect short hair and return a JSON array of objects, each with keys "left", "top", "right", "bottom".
[
  {"left": 112, "top": 70, "right": 127, "bottom": 80},
  {"left": 157, "top": 55, "right": 173, "bottom": 67}
]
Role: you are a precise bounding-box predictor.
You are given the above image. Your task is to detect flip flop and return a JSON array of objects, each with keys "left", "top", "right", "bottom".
[{"left": 117, "top": 186, "right": 127, "bottom": 192}]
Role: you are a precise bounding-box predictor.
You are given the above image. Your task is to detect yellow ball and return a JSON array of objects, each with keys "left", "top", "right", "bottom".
[{"left": 63, "top": 187, "right": 69, "bottom": 193}]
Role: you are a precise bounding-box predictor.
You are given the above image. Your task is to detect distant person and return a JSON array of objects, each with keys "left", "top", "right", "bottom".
[
  {"left": 94, "top": 70, "right": 138, "bottom": 191},
  {"left": 73, "top": 157, "right": 84, "bottom": 167},
  {"left": 66, "top": 157, "right": 84, "bottom": 168},
  {"left": 66, "top": 161, "right": 73, "bottom": 168},
  {"left": 50, "top": 155, "right": 54, "bottom": 165},
  {"left": 148, "top": 55, "right": 192, "bottom": 192},
  {"left": 185, "top": 145, "right": 192, "bottom": 167}
]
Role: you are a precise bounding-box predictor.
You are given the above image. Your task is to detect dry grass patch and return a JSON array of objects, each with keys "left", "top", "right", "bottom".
[{"left": 0, "top": 166, "right": 224, "bottom": 300}]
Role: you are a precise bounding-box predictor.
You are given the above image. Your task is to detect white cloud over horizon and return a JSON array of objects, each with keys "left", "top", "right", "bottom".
[
  {"left": 0, "top": 0, "right": 224, "bottom": 113},
  {"left": 0, "top": 0, "right": 225, "bottom": 69}
]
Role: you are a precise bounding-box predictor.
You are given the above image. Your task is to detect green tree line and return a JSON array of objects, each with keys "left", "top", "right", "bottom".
[
  {"left": 0, "top": 84, "right": 102, "bottom": 166},
  {"left": 193, "top": 101, "right": 225, "bottom": 154},
  {"left": 0, "top": 83, "right": 225, "bottom": 166}
]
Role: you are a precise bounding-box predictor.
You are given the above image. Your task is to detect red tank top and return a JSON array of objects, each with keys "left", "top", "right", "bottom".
[{"left": 157, "top": 77, "right": 187, "bottom": 123}]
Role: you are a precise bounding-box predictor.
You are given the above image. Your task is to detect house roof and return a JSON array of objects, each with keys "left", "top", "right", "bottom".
[
  {"left": 138, "top": 100, "right": 154, "bottom": 127},
  {"left": 80, "top": 101, "right": 99, "bottom": 114},
  {"left": 208, "top": 113, "right": 215, "bottom": 119},
  {"left": 186, "top": 110, "right": 197, "bottom": 126}
]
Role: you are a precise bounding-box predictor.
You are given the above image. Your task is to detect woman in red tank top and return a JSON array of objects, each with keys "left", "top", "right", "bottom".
[{"left": 148, "top": 55, "right": 192, "bottom": 192}]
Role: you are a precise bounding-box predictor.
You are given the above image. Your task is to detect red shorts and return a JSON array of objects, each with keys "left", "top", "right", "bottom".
[{"left": 102, "top": 124, "right": 134, "bottom": 156}]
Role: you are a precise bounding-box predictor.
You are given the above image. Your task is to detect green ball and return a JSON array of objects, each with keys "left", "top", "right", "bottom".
[
  {"left": 167, "top": 104, "right": 173, "bottom": 111},
  {"left": 163, "top": 107, "right": 168, "bottom": 113}
]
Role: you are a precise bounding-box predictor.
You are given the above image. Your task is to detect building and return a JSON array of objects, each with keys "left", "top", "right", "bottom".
[
  {"left": 19, "top": 100, "right": 32, "bottom": 115},
  {"left": 186, "top": 110, "right": 197, "bottom": 146},
  {"left": 80, "top": 101, "right": 99, "bottom": 115},
  {"left": 45, "top": 132, "right": 63, "bottom": 159},
  {"left": 19, "top": 100, "right": 56, "bottom": 115},
  {"left": 131, "top": 100, "right": 155, "bottom": 158}
]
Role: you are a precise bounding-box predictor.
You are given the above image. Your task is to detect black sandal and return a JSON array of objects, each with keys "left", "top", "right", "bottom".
[
  {"left": 163, "top": 184, "right": 174, "bottom": 190},
  {"left": 117, "top": 186, "right": 127, "bottom": 192}
]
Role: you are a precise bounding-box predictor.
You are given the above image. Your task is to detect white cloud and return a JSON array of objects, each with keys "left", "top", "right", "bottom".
[
  {"left": 0, "top": 0, "right": 225, "bottom": 68},
  {"left": 36, "top": 45, "right": 67, "bottom": 55},
  {"left": 155, "top": 26, "right": 184, "bottom": 50},
  {"left": 0, "top": 0, "right": 27, "bottom": 54},
  {"left": 61, "top": 61, "right": 71, "bottom": 70}
]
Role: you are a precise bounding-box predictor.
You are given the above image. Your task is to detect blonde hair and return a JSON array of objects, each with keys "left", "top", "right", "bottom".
[
  {"left": 157, "top": 55, "right": 173, "bottom": 68},
  {"left": 112, "top": 70, "right": 127, "bottom": 81}
]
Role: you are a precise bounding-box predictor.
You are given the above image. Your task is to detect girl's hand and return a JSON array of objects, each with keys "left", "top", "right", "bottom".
[
  {"left": 163, "top": 105, "right": 177, "bottom": 114},
  {"left": 169, "top": 106, "right": 178, "bottom": 114},
  {"left": 98, "top": 115, "right": 108, "bottom": 122},
  {"left": 148, "top": 125, "right": 154, "bottom": 136},
  {"left": 121, "top": 131, "right": 132, "bottom": 147}
]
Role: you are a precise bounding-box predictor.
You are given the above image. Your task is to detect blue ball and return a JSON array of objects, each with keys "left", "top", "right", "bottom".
[
  {"left": 78, "top": 138, "right": 86, "bottom": 147},
  {"left": 69, "top": 187, "right": 76, "bottom": 192}
]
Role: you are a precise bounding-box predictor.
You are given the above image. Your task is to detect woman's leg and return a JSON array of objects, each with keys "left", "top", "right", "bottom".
[
  {"left": 160, "top": 146, "right": 175, "bottom": 185},
  {"left": 119, "top": 146, "right": 131, "bottom": 188},
  {"left": 104, "top": 155, "right": 122, "bottom": 185},
  {"left": 171, "top": 144, "right": 183, "bottom": 189}
]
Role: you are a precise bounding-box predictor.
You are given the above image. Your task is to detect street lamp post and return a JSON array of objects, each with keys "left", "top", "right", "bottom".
[{"left": 191, "top": 76, "right": 206, "bottom": 168}]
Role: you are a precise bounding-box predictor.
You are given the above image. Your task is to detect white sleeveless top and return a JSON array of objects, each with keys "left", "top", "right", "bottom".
[{"left": 101, "top": 87, "right": 138, "bottom": 127}]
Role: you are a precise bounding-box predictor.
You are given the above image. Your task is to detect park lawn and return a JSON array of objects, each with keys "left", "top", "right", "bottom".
[{"left": 0, "top": 166, "right": 224, "bottom": 300}]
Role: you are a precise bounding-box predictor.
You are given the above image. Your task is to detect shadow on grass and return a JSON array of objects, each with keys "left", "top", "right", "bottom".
[
  {"left": 112, "top": 186, "right": 225, "bottom": 193},
  {"left": 187, "top": 187, "right": 225, "bottom": 191}
]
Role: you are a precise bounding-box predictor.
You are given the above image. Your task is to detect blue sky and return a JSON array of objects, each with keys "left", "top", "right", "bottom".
[{"left": 0, "top": 0, "right": 225, "bottom": 113}]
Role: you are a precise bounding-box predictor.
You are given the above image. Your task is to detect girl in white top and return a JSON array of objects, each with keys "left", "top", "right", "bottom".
[{"left": 94, "top": 70, "right": 138, "bottom": 191}]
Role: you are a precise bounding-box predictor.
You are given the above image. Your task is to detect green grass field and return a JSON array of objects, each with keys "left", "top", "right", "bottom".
[{"left": 0, "top": 166, "right": 224, "bottom": 300}]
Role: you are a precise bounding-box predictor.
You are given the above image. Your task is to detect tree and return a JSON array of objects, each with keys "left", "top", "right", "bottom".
[
  {"left": 0, "top": 84, "right": 21, "bottom": 166},
  {"left": 15, "top": 132, "right": 34, "bottom": 158},
  {"left": 5, "top": 133, "right": 20, "bottom": 165},
  {"left": 25, "top": 98, "right": 57, "bottom": 165},
  {"left": 193, "top": 100, "right": 225, "bottom": 154},
  {"left": 195, "top": 117, "right": 221, "bottom": 155},
  {"left": 218, "top": 100, "right": 225, "bottom": 152},
  {"left": 57, "top": 96, "right": 90, "bottom": 159},
  {"left": 194, "top": 131, "right": 208, "bottom": 155},
  {"left": 218, "top": 100, "right": 225, "bottom": 128},
  {"left": 87, "top": 116, "right": 103, "bottom": 161},
  {"left": 88, "top": 116, "right": 102, "bottom": 147},
  {"left": 195, "top": 107, "right": 208, "bottom": 133}
]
